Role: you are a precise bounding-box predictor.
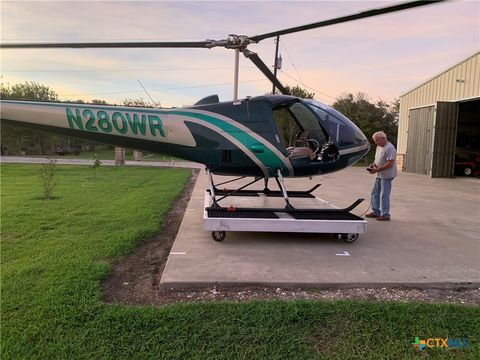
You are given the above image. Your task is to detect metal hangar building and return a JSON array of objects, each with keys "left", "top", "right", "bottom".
[{"left": 397, "top": 51, "right": 479, "bottom": 178}]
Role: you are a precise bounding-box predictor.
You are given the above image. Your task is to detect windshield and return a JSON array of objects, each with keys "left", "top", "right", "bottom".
[{"left": 305, "top": 99, "right": 367, "bottom": 147}]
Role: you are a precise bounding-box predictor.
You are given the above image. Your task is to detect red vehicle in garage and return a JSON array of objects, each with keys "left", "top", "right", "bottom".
[{"left": 454, "top": 148, "right": 480, "bottom": 177}]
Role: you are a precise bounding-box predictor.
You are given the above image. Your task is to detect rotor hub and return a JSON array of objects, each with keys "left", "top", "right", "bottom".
[{"left": 205, "top": 34, "right": 252, "bottom": 50}]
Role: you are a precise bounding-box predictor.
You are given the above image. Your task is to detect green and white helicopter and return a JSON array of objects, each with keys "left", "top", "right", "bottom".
[{"left": 0, "top": 1, "right": 443, "bottom": 210}]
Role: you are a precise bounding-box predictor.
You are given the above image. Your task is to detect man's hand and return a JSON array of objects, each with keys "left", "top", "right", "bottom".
[
  {"left": 372, "top": 160, "right": 394, "bottom": 173},
  {"left": 367, "top": 164, "right": 377, "bottom": 174}
]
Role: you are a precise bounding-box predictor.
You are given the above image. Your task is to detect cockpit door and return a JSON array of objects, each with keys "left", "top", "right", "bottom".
[{"left": 273, "top": 100, "right": 328, "bottom": 161}]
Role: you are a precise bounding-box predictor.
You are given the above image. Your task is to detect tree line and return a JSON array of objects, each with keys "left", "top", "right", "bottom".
[{"left": 0, "top": 82, "right": 153, "bottom": 155}]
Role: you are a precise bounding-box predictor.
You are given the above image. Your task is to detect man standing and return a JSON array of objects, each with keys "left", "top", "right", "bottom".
[{"left": 366, "top": 131, "right": 397, "bottom": 221}]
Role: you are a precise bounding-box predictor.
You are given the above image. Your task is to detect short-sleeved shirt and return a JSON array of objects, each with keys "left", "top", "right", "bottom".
[{"left": 374, "top": 141, "right": 397, "bottom": 178}]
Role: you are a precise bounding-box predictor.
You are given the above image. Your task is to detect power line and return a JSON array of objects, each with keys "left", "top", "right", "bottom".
[
  {"left": 150, "top": 78, "right": 266, "bottom": 92},
  {"left": 1, "top": 66, "right": 256, "bottom": 73},
  {"left": 278, "top": 40, "right": 336, "bottom": 102},
  {"left": 59, "top": 78, "right": 266, "bottom": 97},
  {"left": 280, "top": 40, "right": 305, "bottom": 86},
  {"left": 279, "top": 69, "right": 337, "bottom": 101}
]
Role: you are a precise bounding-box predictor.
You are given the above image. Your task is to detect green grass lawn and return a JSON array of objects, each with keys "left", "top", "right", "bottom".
[{"left": 1, "top": 164, "right": 478, "bottom": 359}]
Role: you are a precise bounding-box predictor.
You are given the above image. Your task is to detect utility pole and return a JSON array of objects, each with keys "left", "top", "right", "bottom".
[{"left": 272, "top": 35, "right": 280, "bottom": 94}]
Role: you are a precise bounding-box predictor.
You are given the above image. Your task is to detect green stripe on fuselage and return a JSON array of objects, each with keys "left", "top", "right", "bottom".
[
  {"left": 172, "top": 111, "right": 287, "bottom": 176},
  {"left": 2, "top": 101, "right": 288, "bottom": 176}
]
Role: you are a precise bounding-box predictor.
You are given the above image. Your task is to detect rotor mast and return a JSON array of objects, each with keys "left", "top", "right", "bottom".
[
  {"left": 223, "top": 35, "right": 251, "bottom": 101},
  {"left": 234, "top": 49, "right": 239, "bottom": 101}
]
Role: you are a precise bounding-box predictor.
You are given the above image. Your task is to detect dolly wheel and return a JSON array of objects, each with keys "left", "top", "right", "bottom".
[
  {"left": 335, "top": 233, "right": 358, "bottom": 243},
  {"left": 212, "top": 231, "right": 226, "bottom": 242},
  {"left": 343, "top": 233, "right": 359, "bottom": 243}
]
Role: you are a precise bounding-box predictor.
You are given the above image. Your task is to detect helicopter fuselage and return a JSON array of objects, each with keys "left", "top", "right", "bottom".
[{"left": 0, "top": 95, "right": 370, "bottom": 177}]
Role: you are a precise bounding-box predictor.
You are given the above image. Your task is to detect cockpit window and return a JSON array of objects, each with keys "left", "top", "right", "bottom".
[
  {"left": 305, "top": 99, "right": 367, "bottom": 147},
  {"left": 273, "top": 107, "right": 301, "bottom": 147},
  {"left": 289, "top": 102, "right": 327, "bottom": 143},
  {"left": 273, "top": 101, "right": 328, "bottom": 146}
]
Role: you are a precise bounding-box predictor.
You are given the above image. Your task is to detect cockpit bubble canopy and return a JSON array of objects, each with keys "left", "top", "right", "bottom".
[{"left": 304, "top": 99, "right": 368, "bottom": 148}]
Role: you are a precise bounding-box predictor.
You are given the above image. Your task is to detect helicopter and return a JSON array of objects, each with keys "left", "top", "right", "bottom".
[
  {"left": 0, "top": 1, "right": 444, "bottom": 209},
  {"left": 0, "top": 94, "right": 369, "bottom": 178}
]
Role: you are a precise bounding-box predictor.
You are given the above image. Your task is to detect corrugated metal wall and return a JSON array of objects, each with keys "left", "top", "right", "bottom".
[
  {"left": 405, "top": 106, "right": 434, "bottom": 175},
  {"left": 431, "top": 102, "right": 458, "bottom": 178},
  {"left": 398, "top": 52, "right": 480, "bottom": 154}
]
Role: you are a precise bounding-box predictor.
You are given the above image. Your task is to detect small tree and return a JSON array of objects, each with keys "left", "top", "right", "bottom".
[
  {"left": 91, "top": 99, "right": 108, "bottom": 105},
  {"left": 90, "top": 154, "right": 102, "bottom": 179},
  {"left": 122, "top": 97, "right": 153, "bottom": 107},
  {"left": 39, "top": 157, "right": 57, "bottom": 200}
]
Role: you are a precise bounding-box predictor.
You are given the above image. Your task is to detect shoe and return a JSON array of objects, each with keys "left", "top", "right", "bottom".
[
  {"left": 365, "top": 212, "right": 380, "bottom": 218},
  {"left": 377, "top": 215, "right": 391, "bottom": 221}
]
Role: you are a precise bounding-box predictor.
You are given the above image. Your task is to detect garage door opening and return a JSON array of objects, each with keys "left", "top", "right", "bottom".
[{"left": 455, "top": 99, "right": 480, "bottom": 177}]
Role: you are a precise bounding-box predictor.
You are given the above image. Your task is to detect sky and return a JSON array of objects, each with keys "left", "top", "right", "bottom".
[{"left": 1, "top": 0, "right": 479, "bottom": 107}]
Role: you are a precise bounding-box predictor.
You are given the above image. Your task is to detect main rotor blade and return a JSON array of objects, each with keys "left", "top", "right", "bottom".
[
  {"left": 0, "top": 41, "right": 212, "bottom": 49},
  {"left": 243, "top": 50, "right": 287, "bottom": 95},
  {"left": 249, "top": 0, "right": 446, "bottom": 42}
]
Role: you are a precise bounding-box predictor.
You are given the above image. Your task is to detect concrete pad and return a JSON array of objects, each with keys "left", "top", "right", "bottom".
[{"left": 161, "top": 167, "right": 480, "bottom": 289}]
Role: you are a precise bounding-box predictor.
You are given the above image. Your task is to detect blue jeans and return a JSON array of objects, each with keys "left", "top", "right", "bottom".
[{"left": 371, "top": 178, "right": 394, "bottom": 218}]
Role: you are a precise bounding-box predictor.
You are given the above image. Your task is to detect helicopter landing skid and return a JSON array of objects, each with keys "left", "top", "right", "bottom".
[
  {"left": 207, "top": 169, "right": 319, "bottom": 209},
  {"left": 204, "top": 170, "right": 367, "bottom": 242},
  {"left": 212, "top": 184, "right": 321, "bottom": 198}
]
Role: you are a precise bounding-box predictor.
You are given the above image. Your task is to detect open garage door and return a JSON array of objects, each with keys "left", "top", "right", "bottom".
[
  {"left": 431, "top": 102, "right": 458, "bottom": 178},
  {"left": 405, "top": 106, "right": 434, "bottom": 175}
]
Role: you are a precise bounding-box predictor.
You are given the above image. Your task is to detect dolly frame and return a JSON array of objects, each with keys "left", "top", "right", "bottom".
[{"left": 204, "top": 171, "right": 367, "bottom": 242}]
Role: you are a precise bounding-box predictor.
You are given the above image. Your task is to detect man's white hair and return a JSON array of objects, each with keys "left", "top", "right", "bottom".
[{"left": 372, "top": 131, "right": 387, "bottom": 139}]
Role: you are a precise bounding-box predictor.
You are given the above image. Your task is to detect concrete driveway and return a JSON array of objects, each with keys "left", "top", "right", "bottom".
[{"left": 161, "top": 167, "right": 480, "bottom": 289}]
